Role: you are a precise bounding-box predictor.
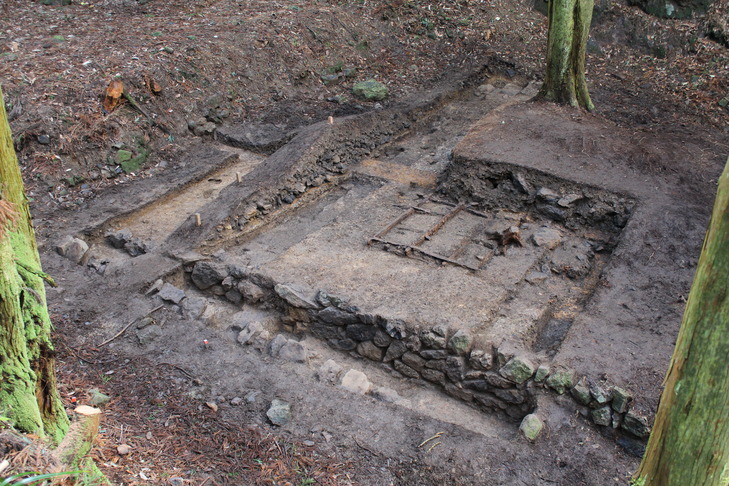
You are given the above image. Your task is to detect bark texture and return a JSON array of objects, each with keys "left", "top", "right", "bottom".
[
  {"left": 0, "top": 86, "right": 68, "bottom": 442},
  {"left": 537, "top": 0, "right": 595, "bottom": 111},
  {"left": 635, "top": 158, "right": 729, "bottom": 486}
]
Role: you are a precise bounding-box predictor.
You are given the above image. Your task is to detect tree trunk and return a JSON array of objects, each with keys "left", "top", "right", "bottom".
[
  {"left": 0, "top": 86, "right": 68, "bottom": 442},
  {"left": 634, "top": 158, "right": 729, "bottom": 486},
  {"left": 536, "top": 0, "right": 595, "bottom": 111}
]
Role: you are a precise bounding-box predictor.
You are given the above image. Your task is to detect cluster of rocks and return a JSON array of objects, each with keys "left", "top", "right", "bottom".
[
  {"left": 219, "top": 108, "right": 414, "bottom": 231},
  {"left": 187, "top": 104, "right": 231, "bottom": 137},
  {"left": 184, "top": 258, "right": 650, "bottom": 440},
  {"left": 106, "top": 228, "right": 152, "bottom": 257},
  {"left": 56, "top": 235, "right": 90, "bottom": 264},
  {"left": 232, "top": 170, "right": 336, "bottom": 227},
  {"left": 319, "top": 65, "right": 357, "bottom": 87},
  {"left": 56, "top": 234, "right": 109, "bottom": 274},
  {"left": 439, "top": 163, "right": 635, "bottom": 235}
]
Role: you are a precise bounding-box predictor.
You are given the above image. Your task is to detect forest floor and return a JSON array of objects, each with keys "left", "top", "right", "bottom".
[{"left": 0, "top": 0, "right": 728, "bottom": 485}]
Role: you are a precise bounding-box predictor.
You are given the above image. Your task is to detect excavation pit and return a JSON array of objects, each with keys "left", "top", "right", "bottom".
[
  {"left": 179, "top": 155, "right": 635, "bottom": 421},
  {"left": 38, "top": 71, "right": 719, "bottom": 481}
]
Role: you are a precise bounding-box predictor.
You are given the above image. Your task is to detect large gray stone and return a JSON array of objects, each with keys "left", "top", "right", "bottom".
[
  {"left": 372, "top": 330, "right": 392, "bottom": 348},
  {"left": 191, "top": 261, "right": 227, "bottom": 290},
  {"left": 445, "top": 356, "right": 466, "bottom": 382},
  {"left": 550, "top": 241, "right": 593, "bottom": 279},
  {"left": 328, "top": 338, "right": 357, "bottom": 351},
  {"left": 402, "top": 352, "right": 426, "bottom": 372},
  {"left": 340, "top": 369, "right": 371, "bottom": 394},
  {"left": 136, "top": 325, "right": 162, "bottom": 345},
  {"left": 182, "top": 296, "right": 207, "bottom": 320},
  {"left": 317, "top": 359, "right": 343, "bottom": 384},
  {"left": 357, "top": 341, "right": 384, "bottom": 361},
  {"left": 237, "top": 321, "right": 264, "bottom": 345},
  {"left": 483, "top": 371, "right": 514, "bottom": 389},
  {"left": 56, "top": 235, "right": 89, "bottom": 264},
  {"left": 278, "top": 340, "right": 308, "bottom": 363},
  {"left": 511, "top": 172, "right": 533, "bottom": 194},
  {"left": 589, "top": 381, "right": 612, "bottom": 404},
  {"left": 420, "top": 330, "right": 446, "bottom": 349},
  {"left": 316, "top": 290, "right": 350, "bottom": 309},
  {"left": 274, "top": 284, "right": 318, "bottom": 309},
  {"left": 382, "top": 318, "right": 406, "bottom": 339},
  {"left": 383, "top": 340, "right": 408, "bottom": 362},
  {"left": 89, "top": 388, "right": 110, "bottom": 407},
  {"left": 394, "top": 360, "right": 420, "bottom": 379},
  {"left": 421, "top": 349, "right": 448, "bottom": 360},
  {"left": 266, "top": 399, "right": 291, "bottom": 426},
  {"left": 531, "top": 227, "right": 562, "bottom": 249},
  {"left": 371, "top": 386, "right": 400, "bottom": 403},
  {"left": 157, "top": 283, "right": 186, "bottom": 305},
  {"left": 345, "top": 324, "right": 376, "bottom": 342},
  {"left": 225, "top": 289, "right": 242, "bottom": 304},
  {"left": 106, "top": 229, "right": 132, "bottom": 249},
  {"left": 534, "top": 364, "right": 550, "bottom": 383},
  {"left": 216, "top": 123, "right": 298, "bottom": 152},
  {"left": 421, "top": 368, "right": 446, "bottom": 385},
  {"left": 268, "top": 334, "right": 288, "bottom": 357},
  {"left": 238, "top": 281, "right": 265, "bottom": 303},
  {"left": 318, "top": 306, "right": 359, "bottom": 326},
  {"left": 493, "top": 388, "right": 529, "bottom": 404}
]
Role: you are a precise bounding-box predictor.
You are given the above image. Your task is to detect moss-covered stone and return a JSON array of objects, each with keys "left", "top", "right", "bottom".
[
  {"left": 116, "top": 150, "right": 133, "bottom": 163},
  {"left": 611, "top": 386, "right": 632, "bottom": 413},
  {"left": 546, "top": 369, "right": 575, "bottom": 395},
  {"left": 499, "top": 356, "right": 535, "bottom": 384},
  {"left": 622, "top": 412, "right": 650, "bottom": 438},
  {"left": 352, "top": 79, "right": 388, "bottom": 101},
  {"left": 447, "top": 329, "right": 472, "bottom": 355},
  {"left": 534, "top": 364, "right": 550, "bottom": 383},
  {"left": 519, "top": 413, "right": 544, "bottom": 441},
  {"left": 591, "top": 406, "right": 612, "bottom": 426},
  {"left": 570, "top": 378, "right": 591, "bottom": 405}
]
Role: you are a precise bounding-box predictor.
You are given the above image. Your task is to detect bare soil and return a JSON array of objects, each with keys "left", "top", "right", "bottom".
[{"left": 1, "top": 0, "right": 728, "bottom": 485}]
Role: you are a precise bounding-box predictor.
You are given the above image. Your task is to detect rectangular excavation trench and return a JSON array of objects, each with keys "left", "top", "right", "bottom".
[{"left": 173, "top": 161, "right": 636, "bottom": 424}]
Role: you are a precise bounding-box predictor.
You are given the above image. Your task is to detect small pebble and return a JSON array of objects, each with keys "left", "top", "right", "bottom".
[
  {"left": 205, "top": 402, "right": 219, "bottom": 412},
  {"left": 117, "top": 444, "right": 131, "bottom": 455}
]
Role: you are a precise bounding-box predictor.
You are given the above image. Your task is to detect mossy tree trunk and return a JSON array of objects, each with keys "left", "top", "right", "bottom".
[
  {"left": 0, "top": 86, "right": 68, "bottom": 443},
  {"left": 634, "top": 158, "right": 729, "bottom": 486},
  {"left": 536, "top": 0, "right": 595, "bottom": 111}
]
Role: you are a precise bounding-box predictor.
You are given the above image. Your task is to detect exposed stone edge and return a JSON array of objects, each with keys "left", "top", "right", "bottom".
[{"left": 181, "top": 257, "right": 651, "bottom": 441}]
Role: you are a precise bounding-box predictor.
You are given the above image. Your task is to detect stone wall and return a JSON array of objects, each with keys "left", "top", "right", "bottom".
[{"left": 184, "top": 258, "right": 651, "bottom": 441}]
